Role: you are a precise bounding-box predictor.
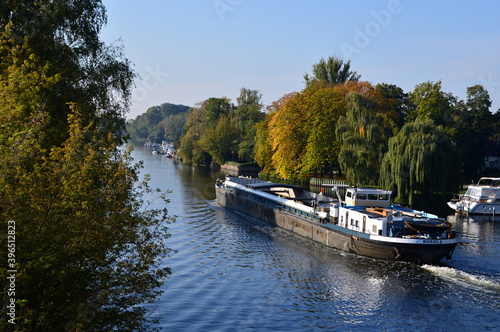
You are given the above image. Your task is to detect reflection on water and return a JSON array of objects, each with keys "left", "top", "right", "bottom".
[{"left": 132, "top": 148, "right": 500, "bottom": 331}]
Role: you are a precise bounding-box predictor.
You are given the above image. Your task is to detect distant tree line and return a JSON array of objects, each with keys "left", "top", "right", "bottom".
[
  {"left": 127, "top": 103, "right": 190, "bottom": 143},
  {"left": 129, "top": 88, "right": 265, "bottom": 165},
  {"left": 134, "top": 56, "right": 500, "bottom": 205}
]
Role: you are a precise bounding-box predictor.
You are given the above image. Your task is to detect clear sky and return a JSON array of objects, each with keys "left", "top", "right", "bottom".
[{"left": 101, "top": 0, "right": 500, "bottom": 119}]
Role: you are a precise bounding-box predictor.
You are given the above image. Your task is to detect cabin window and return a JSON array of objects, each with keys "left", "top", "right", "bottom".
[
  {"left": 372, "top": 225, "right": 377, "bottom": 233},
  {"left": 368, "top": 194, "right": 378, "bottom": 200},
  {"left": 378, "top": 194, "right": 389, "bottom": 200},
  {"left": 347, "top": 191, "right": 353, "bottom": 198},
  {"left": 357, "top": 194, "right": 367, "bottom": 200}
]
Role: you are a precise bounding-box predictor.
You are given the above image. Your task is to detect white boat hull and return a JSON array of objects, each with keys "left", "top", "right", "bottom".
[{"left": 448, "top": 200, "right": 500, "bottom": 214}]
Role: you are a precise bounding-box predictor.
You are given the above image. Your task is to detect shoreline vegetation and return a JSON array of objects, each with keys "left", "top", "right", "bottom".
[{"left": 132, "top": 66, "right": 500, "bottom": 207}]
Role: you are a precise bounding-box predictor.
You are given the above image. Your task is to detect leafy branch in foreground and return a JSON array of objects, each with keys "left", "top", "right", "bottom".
[{"left": 1, "top": 108, "right": 174, "bottom": 331}]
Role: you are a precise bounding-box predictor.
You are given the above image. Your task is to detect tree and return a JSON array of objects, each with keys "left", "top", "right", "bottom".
[
  {"left": 408, "top": 81, "right": 455, "bottom": 130},
  {"left": 267, "top": 92, "right": 308, "bottom": 179},
  {"left": 453, "top": 85, "right": 495, "bottom": 178},
  {"left": 127, "top": 103, "right": 190, "bottom": 143},
  {"left": 160, "top": 112, "right": 188, "bottom": 142},
  {"left": 179, "top": 97, "right": 239, "bottom": 165},
  {"left": 0, "top": 0, "right": 135, "bottom": 147},
  {"left": 200, "top": 115, "right": 240, "bottom": 164},
  {"left": 179, "top": 104, "right": 210, "bottom": 164},
  {"left": 235, "top": 88, "right": 264, "bottom": 161},
  {"left": 254, "top": 114, "right": 274, "bottom": 173},
  {"left": 375, "top": 83, "right": 409, "bottom": 128},
  {"left": 304, "top": 56, "right": 360, "bottom": 86},
  {"left": 299, "top": 82, "right": 347, "bottom": 176},
  {"left": 336, "top": 92, "right": 395, "bottom": 186},
  {"left": 205, "top": 97, "right": 233, "bottom": 125},
  {"left": 255, "top": 81, "right": 384, "bottom": 179},
  {"left": 380, "top": 120, "right": 462, "bottom": 205},
  {"left": 0, "top": 2, "right": 172, "bottom": 330}
]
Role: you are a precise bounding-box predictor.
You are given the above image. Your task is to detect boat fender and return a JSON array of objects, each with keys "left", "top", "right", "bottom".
[
  {"left": 343, "top": 242, "right": 350, "bottom": 252},
  {"left": 393, "top": 248, "right": 401, "bottom": 259}
]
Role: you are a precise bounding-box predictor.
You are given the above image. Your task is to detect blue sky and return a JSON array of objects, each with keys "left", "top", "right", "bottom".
[{"left": 101, "top": 0, "right": 500, "bottom": 119}]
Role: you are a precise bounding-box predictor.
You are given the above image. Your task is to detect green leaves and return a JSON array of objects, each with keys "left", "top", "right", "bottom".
[
  {"left": 0, "top": 2, "right": 170, "bottom": 330},
  {"left": 304, "top": 56, "right": 361, "bottom": 87},
  {"left": 180, "top": 89, "right": 264, "bottom": 165},
  {"left": 336, "top": 92, "right": 395, "bottom": 187},
  {"left": 380, "top": 120, "right": 461, "bottom": 205},
  {"left": 1, "top": 108, "right": 173, "bottom": 331}
]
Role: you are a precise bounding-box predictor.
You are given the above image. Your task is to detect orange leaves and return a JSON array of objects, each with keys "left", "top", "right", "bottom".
[{"left": 258, "top": 81, "right": 390, "bottom": 179}]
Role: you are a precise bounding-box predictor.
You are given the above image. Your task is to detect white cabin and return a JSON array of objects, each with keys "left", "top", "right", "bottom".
[{"left": 344, "top": 188, "right": 391, "bottom": 208}]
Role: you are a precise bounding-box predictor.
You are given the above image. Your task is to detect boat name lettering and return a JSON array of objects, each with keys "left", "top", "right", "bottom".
[{"left": 422, "top": 239, "right": 442, "bottom": 244}]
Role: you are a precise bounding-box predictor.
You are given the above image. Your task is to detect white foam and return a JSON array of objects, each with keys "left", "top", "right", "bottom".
[{"left": 422, "top": 264, "right": 500, "bottom": 292}]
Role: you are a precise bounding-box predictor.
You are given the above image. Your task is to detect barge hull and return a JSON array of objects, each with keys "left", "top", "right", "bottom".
[{"left": 216, "top": 187, "right": 456, "bottom": 264}]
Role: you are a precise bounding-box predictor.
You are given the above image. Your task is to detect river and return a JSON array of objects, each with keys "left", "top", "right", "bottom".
[{"left": 132, "top": 148, "right": 500, "bottom": 331}]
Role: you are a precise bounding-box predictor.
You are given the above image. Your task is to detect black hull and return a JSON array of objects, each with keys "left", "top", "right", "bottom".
[{"left": 216, "top": 187, "right": 456, "bottom": 264}]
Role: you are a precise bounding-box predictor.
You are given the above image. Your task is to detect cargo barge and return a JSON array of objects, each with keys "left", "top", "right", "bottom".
[{"left": 215, "top": 176, "right": 457, "bottom": 264}]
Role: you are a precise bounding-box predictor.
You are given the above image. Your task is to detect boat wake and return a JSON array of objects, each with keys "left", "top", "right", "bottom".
[{"left": 422, "top": 264, "right": 500, "bottom": 293}]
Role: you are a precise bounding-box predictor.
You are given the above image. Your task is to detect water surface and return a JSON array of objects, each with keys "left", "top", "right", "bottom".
[{"left": 134, "top": 148, "right": 500, "bottom": 331}]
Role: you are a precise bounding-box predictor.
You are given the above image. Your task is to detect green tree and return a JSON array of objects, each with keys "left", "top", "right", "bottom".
[
  {"left": 453, "top": 85, "right": 495, "bottom": 178},
  {"left": 127, "top": 103, "right": 190, "bottom": 143},
  {"left": 179, "top": 105, "right": 209, "bottom": 164},
  {"left": 0, "top": 2, "right": 172, "bottom": 330},
  {"left": 304, "top": 56, "right": 360, "bottom": 86},
  {"left": 205, "top": 97, "right": 234, "bottom": 125},
  {"left": 200, "top": 115, "right": 240, "bottom": 164},
  {"left": 0, "top": 0, "right": 135, "bottom": 147},
  {"left": 160, "top": 112, "right": 188, "bottom": 142},
  {"left": 299, "top": 82, "right": 347, "bottom": 176},
  {"left": 380, "top": 120, "right": 462, "bottom": 205},
  {"left": 1, "top": 107, "right": 173, "bottom": 331},
  {"left": 375, "top": 83, "right": 409, "bottom": 128},
  {"left": 235, "top": 88, "right": 264, "bottom": 161},
  {"left": 180, "top": 97, "right": 238, "bottom": 165},
  {"left": 336, "top": 92, "right": 395, "bottom": 186},
  {"left": 254, "top": 114, "right": 274, "bottom": 173},
  {"left": 408, "top": 81, "right": 455, "bottom": 130}
]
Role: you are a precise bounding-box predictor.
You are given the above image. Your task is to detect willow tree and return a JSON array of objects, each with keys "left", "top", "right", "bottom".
[
  {"left": 336, "top": 92, "right": 395, "bottom": 187},
  {"left": 380, "top": 120, "right": 462, "bottom": 205}
]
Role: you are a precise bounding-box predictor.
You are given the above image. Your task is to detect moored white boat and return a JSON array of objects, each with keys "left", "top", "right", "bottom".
[
  {"left": 216, "top": 176, "right": 457, "bottom": 264},
  {"left": 448, "top": 177, "right": 500, "bottom": 214}
]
